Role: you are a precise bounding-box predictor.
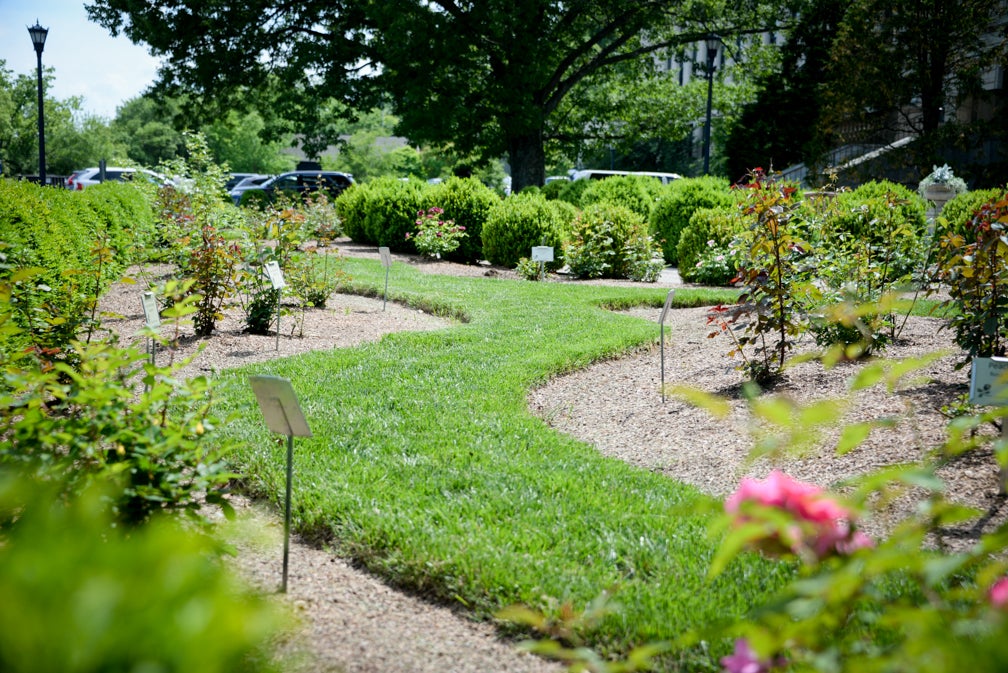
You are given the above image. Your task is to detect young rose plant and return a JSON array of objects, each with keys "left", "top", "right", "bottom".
[
  {"left": 703, "top": 367, "right": 1008, "bottom": 673},
  {"left": 406, "top": 206, "right": 467, "bottom": 259}
]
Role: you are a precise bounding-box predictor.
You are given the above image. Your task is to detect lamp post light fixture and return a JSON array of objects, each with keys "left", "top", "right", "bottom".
[
  {"left": 28, "top": 20, "right": 48, "bottom": 186},
  {"left": 702, "top": 35, "right": 720, "bottom": 175}
]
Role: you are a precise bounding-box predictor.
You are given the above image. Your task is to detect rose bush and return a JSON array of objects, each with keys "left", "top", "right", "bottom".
[{"left": 407, "top": 206, "right": 467, "bottom": 259}]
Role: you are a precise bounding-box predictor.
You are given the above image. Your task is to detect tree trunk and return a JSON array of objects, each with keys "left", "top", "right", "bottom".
[{"left": 508, "top": 132, "right": 546, "bottom": 193}]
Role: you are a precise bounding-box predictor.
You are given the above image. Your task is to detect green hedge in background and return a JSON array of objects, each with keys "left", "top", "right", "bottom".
[
  {"left": 0, "top": 178, "right": 156, "bottom": 362},
  {"left": 481, "top": 192, "right": 567, "bottom": 268},
  {"left": 649, "top": 176, "right": 734, "bottom": 266},
  {"left": 0, "top": 179, "right": 155, "bottom": 289},
  {"left": 578, "top": 174, "right": 668, "bottom": 221},
  {"left": 423, "top": 177, "right": 501, "bottom": 263}
]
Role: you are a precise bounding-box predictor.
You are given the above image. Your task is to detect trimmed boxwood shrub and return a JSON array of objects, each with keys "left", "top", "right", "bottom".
[
  {"left": 335, "top": 183, "right": 371, "bottom": 243},
  {"left": 482, "top": 193, "right": 566, "bottom": 268},
  {"left": 825, "top": 180, "right": 928, "bottom": 277},
  {"left": 549, "top": 199, "right": 580, "bottom": 240},
  {"left": 579, "top": 174, "right": 668, "bottom": 221},
  {"left": 540, "top": 180, "right": 568, "bottom": 200},
  {"left": 336, "top": 177, "right": 425, "bottom": 252},
  {"left": 940, "top": 187, "right": 1004, "bottom": 238},
  {"left": 649, "top": 176, "right": 734, "bottom": 265},
  {"left": 677, "top": 206, "right": 747, "bottom": 280},
  {"left": 555, "top": 178, "right": 593, "bottom": 207},
  {"left": 423, "top": 177, "right": 500, "bottom": 263},
  {"left": 564, "top": 202, "right": 663, "bottom": 281}
]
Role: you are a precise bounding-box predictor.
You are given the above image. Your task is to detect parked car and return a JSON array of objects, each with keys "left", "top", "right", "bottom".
[
  {"left": 228, "top": 174, "right": 274, "bottom": 204},
  {"left": 238, "top": 170, "right": 354, "bottom": 205},
  {"left": 570, "top": 169, "right": 682, "bottom": 184},
  {"left": 225, "top": 172, "right": 261, "bottom": 191},
  {"left": 65, "top": 166, "right": 167, "bottom": 191}
]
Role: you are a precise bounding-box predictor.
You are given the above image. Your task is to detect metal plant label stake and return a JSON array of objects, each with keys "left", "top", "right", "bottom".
[
  {"left": 250, "top": 376, "right": 312, "bottom": 593},
  {"left": 970, "top": 356, "right": 1008, "bottom": 490},
  {"left": 379, "top": 246, "right": 392, "bottom": 310},
  {"left": 658, "top": 289, "right": 676, "bottom": 402},
  {"left": 140, "top": 290, "right": 161, "bottom": 367},
  {"left": 264, "top": 260, "right": 286, "bottom": 351}
]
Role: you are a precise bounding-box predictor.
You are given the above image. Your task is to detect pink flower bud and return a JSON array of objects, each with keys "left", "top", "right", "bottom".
[
  {"left": 990, "top": 577, "right": 1008, "bottom": 608},
  {"left": 720, "top": 639, "right": 779, "bottom": 673}
]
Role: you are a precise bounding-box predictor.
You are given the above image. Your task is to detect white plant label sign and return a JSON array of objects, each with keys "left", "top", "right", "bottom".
[
  {"left": 970, "top": 356, "right": 1008, "bottom": 405},
  {"left": 140, "top": 291, "right": 160, "bottom": 329},
  {"left": 531, "top": 246, "right": 554, "bottom": 262},
  {"left": 265, "top": 260, "right": 287, "bottom": 289}
]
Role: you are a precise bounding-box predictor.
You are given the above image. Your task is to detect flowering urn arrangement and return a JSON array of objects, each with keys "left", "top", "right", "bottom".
[{"left": 917, "top": 163, "right": 967, "bottom": 202}]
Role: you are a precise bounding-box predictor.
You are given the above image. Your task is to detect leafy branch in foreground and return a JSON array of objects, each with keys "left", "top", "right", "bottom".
[{"left": 0, "top": 282, "right": 236, "bottom": 527}]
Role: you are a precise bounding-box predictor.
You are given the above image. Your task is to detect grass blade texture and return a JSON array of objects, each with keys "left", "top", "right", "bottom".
[{"left": 216, "top": 257, "right": 787, "bottom": 669}]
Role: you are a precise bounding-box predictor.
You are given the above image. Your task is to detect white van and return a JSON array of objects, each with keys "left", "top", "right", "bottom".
[{"left": 571, "top": 169, "right": 682, "bottom": 184}]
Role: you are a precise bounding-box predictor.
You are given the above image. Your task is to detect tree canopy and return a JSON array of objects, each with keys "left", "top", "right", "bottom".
[{"left": 87, "top": 0, "right": 802, "bottom": 190}]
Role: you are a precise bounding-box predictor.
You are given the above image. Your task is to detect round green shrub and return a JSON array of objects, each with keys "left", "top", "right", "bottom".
[
  {"left": 579, "top": 175, "right": 667, "bottom": 221},
  {"left": 540, "top": 180, "right": 568, "bottom": 200},
  {"left": 564, "top": 203, "right": 662, "bottom": 280},
  {"left": 335, "top": 183, "right": 371, "bottom": 243},
  {"left": 940, "top": 188, "right": 1004, "bottom": 238},
  {"left": 549, "top": 199, "right": 580, "bottom": 240},
  {"left": 555, "top": 178, "right": 593, "bottom": 207},
  {"left": 482, "top": 193, "right": 565, "bottom": 268},
  {"left": 362, "top": 177, "right": 426, "bottom": 251},
  {"left": 423, "top": 177, "right": 500, "bottom": 263},
  {"left": 826, "top": 180, "right": 927, "bottom": 277},
  {"left": 335, "top": 178, "right": 425, "bottom": 252},
  {"left": 677, "top": 206, "right": 746, "bottom": 280},
  {"left": 649, "top": 176, "right": 734, "bottom": 265},
  {"left": 834, "top": 180, "right": 926, "bottom": 233}
]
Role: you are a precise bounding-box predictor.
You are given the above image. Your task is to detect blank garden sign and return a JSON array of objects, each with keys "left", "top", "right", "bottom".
[{"left": 250, "top": 375, "right": 311, "bottom": 592}]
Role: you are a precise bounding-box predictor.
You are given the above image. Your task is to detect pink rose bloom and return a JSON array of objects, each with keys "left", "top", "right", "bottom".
[
  {"left": 720, "top": 639, "right": 776, "bottom": 673},
  {"left": 990, "top": 577, "right": 1008, "bottom": 608},
  {"left": 726, "top": 471, "right": 871, "bottom": 560}
]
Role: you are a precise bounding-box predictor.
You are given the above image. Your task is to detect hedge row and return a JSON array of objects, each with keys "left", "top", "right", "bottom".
[
  {"left": 337, "top": 177, "right": 501, "bottom": 263},
  {"left": 0, "top": 179, "right": 157, "bottom": 361},
  {"left": 0, "top": 179, "right": 156, "bottom": 291}
]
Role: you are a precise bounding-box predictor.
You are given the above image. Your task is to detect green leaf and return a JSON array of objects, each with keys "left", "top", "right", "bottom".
[
  {"left": 836, "top": 422, "right": 873, "bottom": 455},
  {"left": 669, "top": 385, "right": 731, "bottom": 418}
]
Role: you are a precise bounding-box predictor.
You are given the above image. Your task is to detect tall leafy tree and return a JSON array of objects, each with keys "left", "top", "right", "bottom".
[
  {"left": 87, "top": 0, "right": 800, "bottom": 191},
  {"left": 0, "top": 61, "right": 124, "bottom": 176},
  {"left": 203, "top": 110, "right": 294, "bottom": 174},
  {"left": 112, "top": 96, "right": 186, "bottom": 167},
  {"left": 822, "top": 0, "right": 1008, "bottom": 167},
  {"left": 724, "top": 0, "right": 849, "bottom": 181}
]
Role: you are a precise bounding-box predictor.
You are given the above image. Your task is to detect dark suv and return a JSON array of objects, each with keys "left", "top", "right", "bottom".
[{"left": 239, "top": 170, "right": 354, "bottom": 204}]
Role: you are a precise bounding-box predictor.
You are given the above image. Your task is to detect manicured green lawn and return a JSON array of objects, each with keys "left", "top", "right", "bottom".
[{"left": 216, "top": 257, "right": 791, "bottom": 669}]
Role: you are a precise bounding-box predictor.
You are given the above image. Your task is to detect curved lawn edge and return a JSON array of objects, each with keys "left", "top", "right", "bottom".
[{"left": 214, "top": 258, "right": 788, "bottom": 670}]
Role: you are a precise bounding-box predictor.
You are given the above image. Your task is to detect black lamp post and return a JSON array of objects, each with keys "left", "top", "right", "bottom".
[
  {"left": 702, "top": 36, "right": 720, "bottom": 175},
  {"left": 28, "top": 20, "right": 48, "bottom": 186}
]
